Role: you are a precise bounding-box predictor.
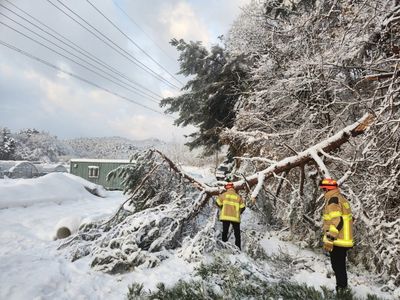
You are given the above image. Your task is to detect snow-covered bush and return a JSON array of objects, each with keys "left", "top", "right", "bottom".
[
  {"left": 126, "top": 252, "right": 385, "bottom": 300},
  {"left": 60, "top": 150, "right": 218, "bottom": 274}
]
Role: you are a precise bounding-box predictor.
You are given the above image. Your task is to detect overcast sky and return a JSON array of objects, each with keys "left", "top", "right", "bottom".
[{"left": 0, "top": 0, "right": 250, "bottom": 142}]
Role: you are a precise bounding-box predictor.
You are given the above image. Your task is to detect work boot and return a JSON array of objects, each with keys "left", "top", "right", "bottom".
[{"left": 335, "top": 286, "right": 352, "bottom": 299}]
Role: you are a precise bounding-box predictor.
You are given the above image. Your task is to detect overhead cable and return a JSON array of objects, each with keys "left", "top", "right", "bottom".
[
  {"left": 86, "top": 0, "right": 183, "bottom": 86},
  {"left": 2, "top": 0, "right": 162, "bottom": 100},
  {"left": 0, "top": 39, "right": 170, "bottom": 116},
  {"left": 45, "top": 0, "right": 180, "bottom": 90},
  {"left": 0, "top": 19, "right": 161, "bottom": 103},
  {"left": 113, "top": 0, "right": 178, "bottom": 65}
]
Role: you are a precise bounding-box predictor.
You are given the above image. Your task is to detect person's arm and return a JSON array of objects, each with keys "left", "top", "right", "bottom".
[
  {"left": 324, "top": 197, "right": 343, "bottom": 240},
  {"left": 216, "top": 196, "right": 223, "bottom": 208},
  {"left": 239, "top": 196, "right": 245, "bottom": 214}
]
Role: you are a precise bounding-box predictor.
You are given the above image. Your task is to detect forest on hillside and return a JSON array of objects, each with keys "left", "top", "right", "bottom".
[
  {"left": 0, "top": 128, "right": 205, "bottom": 164},
  {"left": 60, "top": 0, "right": 399, "bottom": 298}
]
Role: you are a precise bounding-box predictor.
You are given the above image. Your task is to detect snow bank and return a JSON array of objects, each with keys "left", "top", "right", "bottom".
[{"left": 0, "top": 173, "right": 106, "bottom": 209}]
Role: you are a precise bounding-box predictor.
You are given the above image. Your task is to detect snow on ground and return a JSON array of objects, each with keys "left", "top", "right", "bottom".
[
  {"left": 181, "top": 165, "right": 216, "bottom": 185},
  {"left": 0, "top": 171, "right": 397, "bottom": 299},
  {"left": 258, "top": 233, "right": 396, "bottom": 299},
  {"left": 0, "top": 173, "right": 193, "bottom": 300},
  {"left": 0, "top": 173, "right": 106, "bottom": 209}
]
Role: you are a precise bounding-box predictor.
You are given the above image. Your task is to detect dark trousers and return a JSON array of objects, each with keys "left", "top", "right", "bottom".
[
  {"left": 330, "top": 246, "right": 348, "bottom": 290},
  {"left": 222, "top": 221, "right": 241, "bottom": 249}
]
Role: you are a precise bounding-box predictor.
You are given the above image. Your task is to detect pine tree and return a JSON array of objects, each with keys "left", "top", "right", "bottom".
[
  {"left": 0, "top": 127, "right": 16, "bottom": 160},
  {"left": 160, "top": 38, "right": 253, "bottom": 155}
]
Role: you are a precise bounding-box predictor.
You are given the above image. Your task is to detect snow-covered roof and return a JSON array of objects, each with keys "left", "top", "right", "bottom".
[
  {"left": 0, "top": 161, "right": 36, "bottom": 172},
  {"left": 9, "top": 162, "right": 38, "bottom": 172},
  {"left": 70, "top": 158, "right": 131, "bottom": 163},
  {"left": 0, "top": 161, "right": 19, "bottom": 171},
  {"left": 35, "top": 164, "right": 68, "bottom": 173}
]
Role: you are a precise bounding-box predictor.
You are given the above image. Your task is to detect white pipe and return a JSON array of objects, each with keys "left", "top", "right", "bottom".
[{"left": 54, "top": 216, "right": 82, "bottom": 239}]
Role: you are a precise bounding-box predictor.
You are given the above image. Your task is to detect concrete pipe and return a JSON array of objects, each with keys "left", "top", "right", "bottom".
[{"left": 55, "top": 216, "right": 82, "bottom": 239}]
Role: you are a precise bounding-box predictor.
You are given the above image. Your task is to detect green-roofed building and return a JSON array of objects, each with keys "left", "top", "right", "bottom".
[{"left": 69, "top": 159, "right": 130, "bottom": 190}]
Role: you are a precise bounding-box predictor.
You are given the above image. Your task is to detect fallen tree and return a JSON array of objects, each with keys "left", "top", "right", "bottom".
[
  {"left": 57, "top": 0, "right": 399, "bottom": 291},
  {"left": 218, "top": 113, "right": 374, "bottom": 196},
  {"left": 59, "top": 114, "right": 373, "bottom": 274}
]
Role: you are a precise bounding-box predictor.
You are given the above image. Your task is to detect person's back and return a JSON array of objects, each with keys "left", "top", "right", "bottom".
[
  {"left": 319, "top": 178, "right": 354, "bottom": 294},
  {"left": 322, "top": 188, "right": 353, "bottom": 248},
  {"left": 217, "top": 188, "right": 243, "bottom": 223},
  {"left": 216, "top": 182, "right": 245, "bottom": 249}
]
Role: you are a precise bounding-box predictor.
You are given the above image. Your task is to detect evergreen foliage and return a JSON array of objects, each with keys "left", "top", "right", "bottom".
[
  {"left": 61, "top": 150, "right": 214, "bottom": 274},
  {"left": 107, "top": 151, "right": 155, "bottom": 202},
  {"left": 160, "top": 38, "right": 253, "bottom": 155},
  {"left": 127, "top": 283, "right": 145, "bottom": 300},
  {"left": 126, "top": 254, "right": 385, "bottom": 300},
  {"left": 0, "top": 127, "right": 16, "bottom": 160}
]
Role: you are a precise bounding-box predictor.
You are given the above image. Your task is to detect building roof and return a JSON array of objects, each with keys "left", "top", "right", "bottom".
[
  {"left": 35, "top": 164, "right": 68, "bottom": 173},
  {"left": 0, "top": 160, "right": 37, "bottom": 172},
  {"left": 70, "top": 159, "right": 131, "bottom": 163}
]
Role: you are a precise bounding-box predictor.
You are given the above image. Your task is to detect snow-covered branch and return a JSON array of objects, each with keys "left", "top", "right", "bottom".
[{"left": 214, "top": 114, "right": 374, "bottom": 195}]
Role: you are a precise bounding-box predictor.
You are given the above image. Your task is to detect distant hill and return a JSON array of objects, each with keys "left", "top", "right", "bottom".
[
  {"left": 63, "top": 137, "right": 166, "bottom": 160},
  {"left": 1, "top": 127, "right": 212, "bottom": 165}
]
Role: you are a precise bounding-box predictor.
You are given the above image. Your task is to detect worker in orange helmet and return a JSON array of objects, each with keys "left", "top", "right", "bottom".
[
  {"left": 319, "top": 178, "right": 354, "bottom": 295},
  {"left": 216, "top": 182, "right": 246, "bottom": 250}
]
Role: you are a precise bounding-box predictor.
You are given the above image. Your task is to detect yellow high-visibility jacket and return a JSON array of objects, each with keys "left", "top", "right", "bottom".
[
  {"left": 322, "top": 189, "right": 354, "bottom": 248},
  {"left": 216, "top": 188, "right": 245, "bottom": 223}
]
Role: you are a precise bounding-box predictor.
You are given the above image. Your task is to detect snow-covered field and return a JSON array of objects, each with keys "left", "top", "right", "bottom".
[
  {"left": 0, "top": 173, "right": 194, "bottom": 299},
  {"left": 0, "top": 171, "right": 396, "bottom": 299}
]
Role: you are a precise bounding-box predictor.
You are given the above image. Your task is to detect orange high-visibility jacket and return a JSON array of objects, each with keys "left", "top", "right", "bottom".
[
  {"left": 216, "top": 188, "right": 245, "bottom": 223},
  {"left": 322, "top": 189, "right": 354, "bottom": 248}
]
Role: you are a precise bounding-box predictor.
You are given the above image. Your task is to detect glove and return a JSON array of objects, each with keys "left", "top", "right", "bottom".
[{"left": 323, "top": 240, "right": 334, "bottom": 252}]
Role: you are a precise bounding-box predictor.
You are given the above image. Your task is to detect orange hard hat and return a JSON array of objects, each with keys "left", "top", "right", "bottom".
[
  {"left": 225, "top": 182, "right": 234, "bottom": 189},
  {"left": 319, "top": 178, "right": 338, "bottom": 190}
]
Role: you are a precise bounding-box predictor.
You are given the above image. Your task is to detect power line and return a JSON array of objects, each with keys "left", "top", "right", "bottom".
[
  {"left": 45, "top": 0, "right": 180, "bottom": 90},
  {"left": 0, "top": 39, "right": 170, "bottom": 116},
  {"left": 86, "top": 0, "right": 183, "bottom": 86},
  {"left": 46, "top": 0, "right": 175, "bottom": 89},
  {"left": 0, "top": 19, "right": 161, "bottom": 103},
  {"left": 0, "top": 11, "right": 160, "bottom": 102},
  {"left": 113, "top": 0, "right": 178, "bottom": 65},
  {"left": 2, "top": 0, "right": 164, "bottom": 101}
]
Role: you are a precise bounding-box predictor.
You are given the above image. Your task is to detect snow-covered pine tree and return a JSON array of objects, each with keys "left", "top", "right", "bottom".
[
  {"left": 160, "top": 38, "right": 254, "bottom": 155},
  {"left": 59, "top": 150, "right": 224, "bottom": 274},
  {"left": 0, "top": 127, "right": 16, "bottom": 160}
]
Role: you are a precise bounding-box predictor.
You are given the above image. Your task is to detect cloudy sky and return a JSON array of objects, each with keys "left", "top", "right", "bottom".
[{"left": 0, "top": 0, "right": 250, "bottom": 142}]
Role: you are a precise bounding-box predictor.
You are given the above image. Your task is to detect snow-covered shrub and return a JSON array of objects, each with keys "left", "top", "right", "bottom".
[
  {"left": 243, "top": 230, "right": 269, "bottom": 261},
  {"left": 126, "top": 252, "right": 385, "bottom": 300},
  {"left": 60, "top": 150, "right": 217, "bottom": 274}
]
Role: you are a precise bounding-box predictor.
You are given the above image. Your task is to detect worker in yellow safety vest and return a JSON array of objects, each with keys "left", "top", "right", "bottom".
[
  {"left": 319, "top": 178, "right": 354, "bottom": 294},
  {"left": 216, "top": 182, "right": 246, "bottom": 250}
]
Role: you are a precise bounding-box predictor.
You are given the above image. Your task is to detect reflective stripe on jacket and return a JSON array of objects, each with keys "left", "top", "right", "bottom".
[
  {"left": 322, "top": 189, "right": 354, "bottom": 248},
  {"left": 216, "top": 188, "right": 245, "bottom": 223}
]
